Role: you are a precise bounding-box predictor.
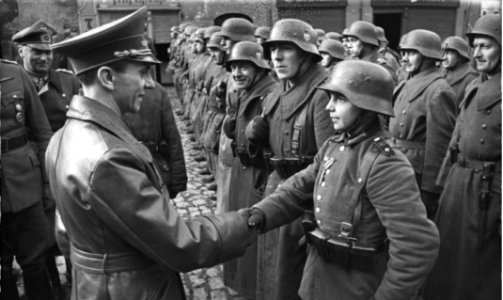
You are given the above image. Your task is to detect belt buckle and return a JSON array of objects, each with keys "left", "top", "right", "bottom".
[{"left": 338, "top": 222, "right": 357, "bottom": 242}]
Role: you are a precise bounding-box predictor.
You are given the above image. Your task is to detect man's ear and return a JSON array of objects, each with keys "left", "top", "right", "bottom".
[
  {"left": 96, "top": 66, "right": 115, "bottom": 91},
  {"left": 17, "top": 46, "right": 24, "bottom": 58}
]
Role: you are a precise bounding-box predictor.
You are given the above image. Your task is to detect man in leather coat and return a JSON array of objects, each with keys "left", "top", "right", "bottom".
[{"left": 47, "top": 8, "right": 256, "bottom": 299}]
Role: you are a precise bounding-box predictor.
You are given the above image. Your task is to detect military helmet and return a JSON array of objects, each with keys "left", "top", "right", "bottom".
[
  {"left": 318, "top": 38, "right": 345, "bottom": 60},
  {"left": 184, "top": 25, "right": 198, "bottom": 37},
  {"left": 194, "top": 27, "right": 206, "bottom": 43},
  {"left": 442, "top": 36, "right": 470, "bottom": 60},
  {"left": 170, "top": 25, "right": 180, "bottom": 33},
  {"left": 314, "top": 28, "right": 326, "bottom": 38},
  {"left": 254, "top": 26, "right": 271, "bottom": 40},
  {"left": 207, "top": 32, "right": 225, "bottom": 51},
  {"left": 399, "top": 29, "right": 443, "bottom": 60},
  {"left": 262, "top": 18, "right": 322, "bottom": 62},
  {"left": 375, "top": 26, "right": 388, "bottom": 43},
  {"left": 219, "top": 18, "right": 255, "bottom": 42},
  {"left": 225, "top": 41, "right": 269, "bottom": 71},
  {"left": 318, "top": 60, "right": 394, "bottom": 117},
  {"left": 466, "top": 14, "right": 501, "bottom": 46},
  {"left": 204, "top": 26, "right": 221, "bottom": 39},
  {"left": 343, "top": 21, "right": 379, "bottom": 47},
  {"left": 325, "top": 31, "right": 342, "bottom": 41}
]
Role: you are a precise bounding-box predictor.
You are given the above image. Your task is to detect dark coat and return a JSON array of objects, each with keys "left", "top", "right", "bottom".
[
  {"left": 423, "top": 73, "right": 501, "bottom": 300},
  {"left": 225, "top": 73, "right": 277, "bottom": 299},
  {"left": 123, "top": 82, "right": 187, "bottom": 198},
  {"left": 39, "top": 68, "right": 80, "bottom": 132},
  {"left": 0, "top": 60, "right": 52, "bottom": 213},
  {"left": 389, "top": 67, "right": 457, "bottom": 194},
  {"left": 257, "top": 62, "right": 335, "bottom": 300},
  {"left": 45, "top": 95, "right": 256, "bottom": 300},
  {"left": 254, "top": 126, "right": 440, "bottom": 300},
  {"left": 442, "top": 63, "right": 478, "bottom": 108}
]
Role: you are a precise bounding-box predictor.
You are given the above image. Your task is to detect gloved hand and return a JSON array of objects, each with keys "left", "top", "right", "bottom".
[
  {"left": 222, "top": 116, "right": 237, "bottom": 139},
  {"left": 245, "top": 116, "right": 269, "bottom": 147}
]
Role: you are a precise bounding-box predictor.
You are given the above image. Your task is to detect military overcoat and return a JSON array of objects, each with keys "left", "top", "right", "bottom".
[{"left": 442, "top": 63, "right": 478, "bottom": 107}]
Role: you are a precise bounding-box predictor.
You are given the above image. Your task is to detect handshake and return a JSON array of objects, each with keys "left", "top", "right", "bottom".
[{"left": 239, "top": 208, "right": 265, "bottom": 231}]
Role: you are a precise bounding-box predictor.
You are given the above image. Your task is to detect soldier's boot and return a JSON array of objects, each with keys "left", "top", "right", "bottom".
[{"left": 1, "top": 268, "right": 21, "bottom": 300}]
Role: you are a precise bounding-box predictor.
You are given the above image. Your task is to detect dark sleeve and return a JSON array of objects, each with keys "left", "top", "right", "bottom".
[
  {"left": 367, "top": 152, "right": 440, "bottom": 300},
  {"left": 89, "top": 148, "right": 256, "bottom": 272},
  {"left": 160, "top": 86, "right": 187, "bottom": 197}
]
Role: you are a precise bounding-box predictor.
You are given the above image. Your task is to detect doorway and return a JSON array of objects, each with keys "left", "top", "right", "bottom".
[{"left": 373, "top": 12, "right": 402, "bottom": 51}]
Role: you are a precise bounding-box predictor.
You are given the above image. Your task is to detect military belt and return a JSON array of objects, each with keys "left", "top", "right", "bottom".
[
  {"left": 71, "top": 245, "right": 154, "bottom": 274},
  {"left": 456, "top": 155, "right": 502, "bottom": 173},
  {"left": 1, "top": 134, "right": 28, "bottom": 153},
  {"left": 306, "top": 228, "right": 385, "bottom": 270},
  {"left": 269, "top": 156, "right": 313, "bottom": 180}
]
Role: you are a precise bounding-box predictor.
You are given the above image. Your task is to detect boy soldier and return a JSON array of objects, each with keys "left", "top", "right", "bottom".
[
  {"left": 246, "top": 60, "right": 439, "bottom": 300},
  {"left": 47, "top": 8, "right": 255, "bottom": 299},
  {"left": 423, "top": 14, "right": 502, "bottom": 300}
]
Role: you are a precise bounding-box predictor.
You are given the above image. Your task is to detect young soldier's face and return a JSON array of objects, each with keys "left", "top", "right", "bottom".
[
  {"left": 442, "top": 50, "right": 462, "bottom": 70},
  {"left": 112, "top": 62, "right": 155, "bottom": 113},
  {"left": 472, "top": 36, "right": 501, "bottom": 74},
  {"left": 209, "top": 48, "right": 226, "bottom": 65},
  {"left": 326, "top": 92, "right": 361, "bottom": 131},
  {"left": 345, "top": 36, "right": 364, "bottom": 59},
  {"left": 401, "top": 49, "right": 423, "bottom": 74},
  {"left": 230, "top": 61, "right": 259, "bottom": 91},
  {"left": 19, "top": 46, "right": 53, "bottom": 75},
  {"left": 269, "top": 42, "right": 305, "bottom": 80}
]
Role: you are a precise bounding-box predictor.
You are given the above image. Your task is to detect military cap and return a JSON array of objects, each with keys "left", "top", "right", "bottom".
[
  {"left": 12, "top": 20, "right": 55, "bottom": 51},
  {"left": 51, "top": 7, "right": 159, "bottom": 75}
]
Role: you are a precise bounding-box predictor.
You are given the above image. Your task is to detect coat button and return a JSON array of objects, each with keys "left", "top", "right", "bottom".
[
  {"left": 480, "top": 138, "right": 485, "bottom": 144},
  {"left": 316, "top": 195, "right": 322, "bottom": 201},
  {"left": 402, "top": 110, "right": 406, "bottom": 115},
  {"left": 326, "top": 169, "right": 330, "bottom": 174},
  {"left": 321, "top": 182, "right": 326, "bottom": 187},
  {"left": 315, "top": 207, "right": 320, "bottom": 213},
  {"left": 65, "top": 105, "right": 69, "bottom": 109},
  {"left": 399, "top": 134, "right": 403, "bottom": 139},
  {"left": 399, "top": 122, "right": 404, "bottom": 127},
  {"left": 339, "top": 145, "right": 345, "bottom": 151},
  {"left": 62, "top": 93, "right": 66, "bottom": 98},
  {"left": 486, "top": 109, "right": 492, "bottom": 115},
  {"left": 317, "top": 220, "right": 322, "bottom": 226},
  {"left": 357, "top": 177, "right": 362, "bottom": 183},
  {"left": 482, "top": 124, "right": 487, "bottom": 129}
]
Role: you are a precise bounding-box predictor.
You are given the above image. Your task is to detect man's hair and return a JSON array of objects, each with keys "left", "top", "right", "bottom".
[{"left": 76, "top": 60, "right": 130, "bottom": 86}]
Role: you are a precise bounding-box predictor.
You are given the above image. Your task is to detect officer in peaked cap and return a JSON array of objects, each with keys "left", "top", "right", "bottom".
[
  {"left": 47, "top": 7, "right": 255, "bottom": 300},
  {"left": 14, "top": 19, "right": 81, "bottom": 299}
]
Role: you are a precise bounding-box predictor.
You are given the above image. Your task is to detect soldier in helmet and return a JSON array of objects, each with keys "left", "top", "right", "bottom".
[
  {"left": 388, "top": 29, "right": 457, "bottom": 219},
  {"left": 47, "top": 8, "right": 256, "bottom": 299},
  {"left": 255, "top": 26, "right": 271, "bottom": 44},
  {"left": 221, "top": 40, "right": 278, "bottom": 299},
  {"left": 314, "top": 28, "right": 326, "bottom": 46},
  {"left": 423, "top": 14, "right": 501, "bottom": 300},
  {"left": 342, "top": 21, "right": 397, "bottom": 83},
  {"left": 318, "top": 38, "right": 345, "bottom": 72},
  {"left": 245, "top": 60, "right": 440, "bottom": 300},
  {"left": 375, "top": 26, "right": 401, "bottom": 73},
  {"left": 245, "top": 18, "right": 335, "bottom": 300},
  {"left": 440, "top": 36, "right": 478, "bottom": 106},
  {"left": 325, "top": 31, "right": 342, "bottom": 41}
]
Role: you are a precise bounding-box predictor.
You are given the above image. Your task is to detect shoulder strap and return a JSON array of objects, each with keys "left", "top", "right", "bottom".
[
  {"left": 291, "top": 102, "right": 310, "bottom": 156},
  {"left": 338, "top": 137, "right": 394, "bottom": 241}
]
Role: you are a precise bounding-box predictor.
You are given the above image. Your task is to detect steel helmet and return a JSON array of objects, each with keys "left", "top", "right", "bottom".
[
  {"left": 170, "top": 25, "right": 180, "bottom": 33},
  {"left": 225, "top": 41, "right": 270, "bottom": 71},
  {"left": 466, "top": 14, "right": 501, "bottom": 46},
  {"left": 318, "top": 38, "right": 345, "bottom": 60},
  {"left": 262, "top": 18, "right": 322, "bottom": 62},
  {"left": 442, "top": 36, "right": 470, "bottom": 60},
  {"left": 325, "top": 31, "right": 342, "bottom": 41},
  {"left": 194, "top": 27, "right": 206, "bottom": 43},
  {"left": 318, "top": 60, "right": 394, "bottom": 116},
  {"left": 204, "top": 26, "right": 221, "bottom": 39},
  {"left": 343, "top": 21, "right": 379, "bottom": 47},
  {"left": 375, "top": 26, "right": 388, "bottom": 43},
  {"left": 219, "top": 18, "right": 255, "bottom": 42},
  {"left": 254, "top": 26, "right": 271, "bottom": 40},
  {"left": 184, "top": 25, "right": 198, "bottom": 37},
  {"left": 314, "top": 28, "right": 326, "bottom": 39},
  {"left": 207, "top": 32, "right": 225, "bottom": 51},
  {"left": 399, "top": 29, "right": 443, "bottom": 60}
]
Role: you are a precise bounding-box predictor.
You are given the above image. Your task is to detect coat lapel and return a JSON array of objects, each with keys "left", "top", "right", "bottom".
[{"left": 395, "top": 67, "right": 442, "bottom": 103}]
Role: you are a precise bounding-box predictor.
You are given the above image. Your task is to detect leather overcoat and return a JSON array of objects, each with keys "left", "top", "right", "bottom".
[{"left": 45, "top": 95, "right": 255, "bottom": 300}]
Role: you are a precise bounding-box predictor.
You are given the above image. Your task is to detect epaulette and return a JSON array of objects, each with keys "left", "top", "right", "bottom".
[
  {"left": 371, "top": 137, "right": 394, "bottom": 157},
  {"left": 377, "top": 57, "right": 387, "bottom": 65},
  {"left": 0, "top": 59, "right": 18, "bottom": 65},
  {"left": 56, "top": 68, "right": 74, "bottom": 75}
]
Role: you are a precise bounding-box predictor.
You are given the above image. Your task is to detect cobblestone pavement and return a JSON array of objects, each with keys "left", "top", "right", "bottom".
[{"left": 14, "top": 86, "right": 246, "bottom": 300}]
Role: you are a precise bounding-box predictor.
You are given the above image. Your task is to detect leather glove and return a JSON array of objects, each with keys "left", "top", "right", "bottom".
[
  {"left": 247, "top": 208, "right": 265, "bottom": 231},
  {"left": 222, "top": 116, "right": 237, "bottom": 139},
  {"left": 245, "top": 116, "right": 269, "bottom": 147}
]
